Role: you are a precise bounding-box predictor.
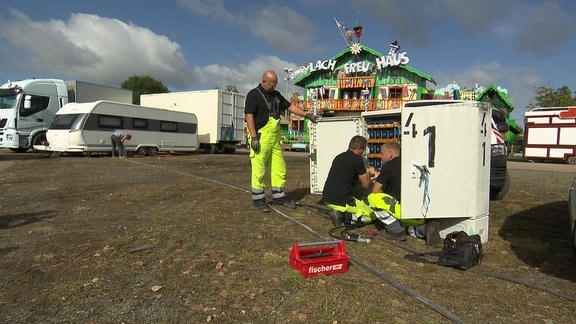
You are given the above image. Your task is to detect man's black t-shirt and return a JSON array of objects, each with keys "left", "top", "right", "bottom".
[
  {"left": 322, "top": 150, "right": 367, "bottom": 206},
  {"left": 245, "top": 84, "right": 290, "bottom": 131},
  {"left": 374, "top": 157, "right": 401, "bottom": 202}
]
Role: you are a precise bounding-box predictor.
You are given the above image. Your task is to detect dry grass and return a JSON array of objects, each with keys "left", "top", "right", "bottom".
[{"left": 0, "top": 152, "right": 575, "bottom": 323}]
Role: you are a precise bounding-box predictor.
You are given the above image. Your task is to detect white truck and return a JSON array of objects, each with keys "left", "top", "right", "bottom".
[
  {"left": 310, "top": 100, "right": 492, "bottom": 242},
  {"left": 140, "top": 89, "right": 245, "bottom": 154},
  {"left": 45, "top": 100, "right": 198, "bottom": 156},
  {"left": 0, "top": 79, "right": 132, "bottom": 152},
  {"left": 523, "top": 107, "right": 576, "bottom": 164}
]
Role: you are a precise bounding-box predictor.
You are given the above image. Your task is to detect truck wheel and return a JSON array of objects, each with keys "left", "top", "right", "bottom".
[
  {"left": 32, "top": 133, "right": 47, "bottom": 145},
  {"left": 148, "top": 147, "right": 159, "bottom": 156},
  {"left": 203, "top": 144, "right": 217, "bottom": 154},
  {"left": 566, "top": 156, "right": 576, "bottom": 165},
  {"left": 136, "top": 147, "right": 149, "bottom": 156},
  {"left": 31, "top": 132, "right": 48, "bottom": 152},
  {"left": 490, "top": 171, "right": 511, "bottom": 200},
  {"left": 223, "top": 146, "right": 236, "bottom": 154}
]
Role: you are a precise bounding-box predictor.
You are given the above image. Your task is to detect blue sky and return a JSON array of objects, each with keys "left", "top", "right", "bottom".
[{"left": 0, "top": 0, "right": 575, "bottom": 123}]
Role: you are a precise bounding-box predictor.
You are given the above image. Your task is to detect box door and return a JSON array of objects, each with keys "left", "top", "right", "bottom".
[
  {"left": 309, "top": 117, "right": 363, "bottom": 194},
  {"left": 400, "top": 101, "right": 490, "bottom": 219}
]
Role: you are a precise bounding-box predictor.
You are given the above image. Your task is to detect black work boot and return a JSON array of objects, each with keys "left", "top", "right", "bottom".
[
  {"left": 378, "top": 229, "right": 407, "bottom": 242},
  {"left": 254, "top": 199, "right": 270, "bottom": 213},
  {"left": 330, "top": 210, "right": 344, "bottom": 227},
  {"left": 425, "top": 220, "right": 441, "bottom": 246},
  {"left": 272, "top": 197, "right": 297, "bottom": 208}
]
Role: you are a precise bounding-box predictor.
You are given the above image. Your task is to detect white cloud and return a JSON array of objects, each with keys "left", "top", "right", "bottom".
[
  {"left": 355, "top": 0, "right": 575, "bottom": 56},
  {"left": 177, "top": 0, "right": 238, "bottom": 24},
  {"left": 350, "top": 0, "right": 508, "bottom": 46},
  {"left": 0, "top": 7, "right": 308, "bottom": 95},
  {"left": 433, "top": 61, "right": 542, "bottom": 122},
  {"left": 178, "top": 0, "right": 324, "bottom": 55},
  {"left": 438, "top": 0, "right": 510, "bottom": 34},
  {"left": 352, "top": 0, "right": 435, "bottom": 46},
  {"left": 505, "top": 67, "right": 542, "bottom": 121},
  {"left": 512, "top": 1, "right": 575, "bottom": 56},
  {"left": 249, "top": 4, "right": 321, "bottom": 54},
  {"left": 0, "top": 10, "right": 192, "bottom": 88},
  {"left": 433, "top": 61, "right": 503, "bottom": 91},
  {"left": 191, "top": 55, "right": 301, "bottom": 95}
]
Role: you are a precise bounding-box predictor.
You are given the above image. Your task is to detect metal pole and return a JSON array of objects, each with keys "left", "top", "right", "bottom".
[
  {"left": 284, "top": 77, "right": 289, "bottom": 120},
  {"left": 282, "top": 68, "right": 293, "bottom": 120}
]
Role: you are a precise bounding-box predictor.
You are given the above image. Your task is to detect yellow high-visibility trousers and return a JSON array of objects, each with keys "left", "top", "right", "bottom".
[
  {"left": 367, "top": 192, "right": 425, "bottom": 227},
  {"left": 325, "top": 198, "right": 375, "bottom": 224},
  {"left": 250, "top": 117, "right": 287, "bottom": 201}
]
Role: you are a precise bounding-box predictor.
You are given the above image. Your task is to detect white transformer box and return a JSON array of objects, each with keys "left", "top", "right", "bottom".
[{"left": 310, "top": 100, "right": 492, "bottom": 242}]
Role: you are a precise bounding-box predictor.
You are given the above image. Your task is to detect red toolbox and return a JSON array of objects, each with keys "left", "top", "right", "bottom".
[{"left": 289, "top": 240, "right": 350, "bottom": 278}]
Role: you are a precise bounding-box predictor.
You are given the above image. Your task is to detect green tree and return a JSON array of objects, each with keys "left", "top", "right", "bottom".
[
  {"left": 528, "top": 85, "right": 576, "bottom": 108},
  {"left": 225, "top": 85, "right": 239, "bottom": 93},
  {"left": 121, "top": 76, "right": 170, "bottom": 105}
]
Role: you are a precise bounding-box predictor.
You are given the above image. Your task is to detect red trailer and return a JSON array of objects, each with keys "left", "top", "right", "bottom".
[{"left": 523, "top": 107, "right": 576, "bottom": 164}]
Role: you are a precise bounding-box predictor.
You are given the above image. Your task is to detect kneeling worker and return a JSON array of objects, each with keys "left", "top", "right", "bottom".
[
  {"left": 322, "top": 135, "right": 376, "bottom": 226},
  {"left": 369, "top": 142, "right": 440, "bottom": 245}
]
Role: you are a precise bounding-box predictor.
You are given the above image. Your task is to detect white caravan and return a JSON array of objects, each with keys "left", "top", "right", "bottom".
[{"left": 44, "top": 100, "right": 198, "bottom": 155}]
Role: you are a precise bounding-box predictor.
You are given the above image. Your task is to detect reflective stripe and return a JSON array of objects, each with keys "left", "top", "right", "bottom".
[
  {"left": 272, "top": 189, "right": 286, "bottom": 200},
  {"left": 251, "top": 190, "right": 266, "bottom": 201}
]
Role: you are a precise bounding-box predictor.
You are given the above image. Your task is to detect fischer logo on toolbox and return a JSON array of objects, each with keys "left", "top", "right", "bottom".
[{"left": 308, "top": 263, "right": 344, "bottom": 274}]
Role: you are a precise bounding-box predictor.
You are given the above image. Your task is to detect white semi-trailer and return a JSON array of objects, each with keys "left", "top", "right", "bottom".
[{"left": 141, "top": 89, "right": 245, "bottom": 154}]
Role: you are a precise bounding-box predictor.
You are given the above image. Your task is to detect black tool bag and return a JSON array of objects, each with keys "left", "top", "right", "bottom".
[{"left": 438, "top": 231, "right": 483, "bottom": 270}]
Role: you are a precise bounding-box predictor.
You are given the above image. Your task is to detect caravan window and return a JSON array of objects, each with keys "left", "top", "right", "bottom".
[
  {"left": 160, "top": 121, "right": 178, "bottom": 132},
  {"left": 49, "top": 113, "right": 87, "bottom": 130},
  {"left": 98, "top": 115, "right": 123, "bottom": 128},
  {"left": 133, "top": 118, "right": 148, "bottom": 129}
]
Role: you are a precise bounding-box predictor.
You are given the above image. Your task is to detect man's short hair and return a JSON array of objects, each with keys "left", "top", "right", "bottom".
[
  {"left": 348, "top": 135, "right": 367, "bottom": 150},
  {"left": 382, "top": 142, "right": 400, "bottom": 155}
]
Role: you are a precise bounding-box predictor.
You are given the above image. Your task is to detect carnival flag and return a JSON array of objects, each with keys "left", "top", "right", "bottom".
[
  {"left": 353, "top": 24, "right": 363, "bottom": 43},
  {"left": 334, "top": 17, "right": 352, "bottom": 46}
]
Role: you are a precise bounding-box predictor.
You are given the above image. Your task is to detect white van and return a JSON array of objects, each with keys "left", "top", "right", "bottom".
[{"left": 43, "top": 100, "right": 198, "bottom": 155}]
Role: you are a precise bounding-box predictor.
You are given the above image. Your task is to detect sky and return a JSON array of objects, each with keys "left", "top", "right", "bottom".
[{"left": 0, "top": 0, "right": 575, "bottom": 123}]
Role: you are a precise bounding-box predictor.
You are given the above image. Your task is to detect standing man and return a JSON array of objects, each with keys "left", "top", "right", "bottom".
[
  {"left": 322, "top": 135, "right": 376, "bottom": 225},
  {"left": 245, "top": 70, "right": 317, "bottom": 212},
  {"left": 111, "top": 130, "right": 132, "bottom": 158}
]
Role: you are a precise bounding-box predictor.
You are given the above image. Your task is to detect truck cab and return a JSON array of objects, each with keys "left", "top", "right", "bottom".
[{"left": 0, "top": 79, "right": 68, "bottom": 151}]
